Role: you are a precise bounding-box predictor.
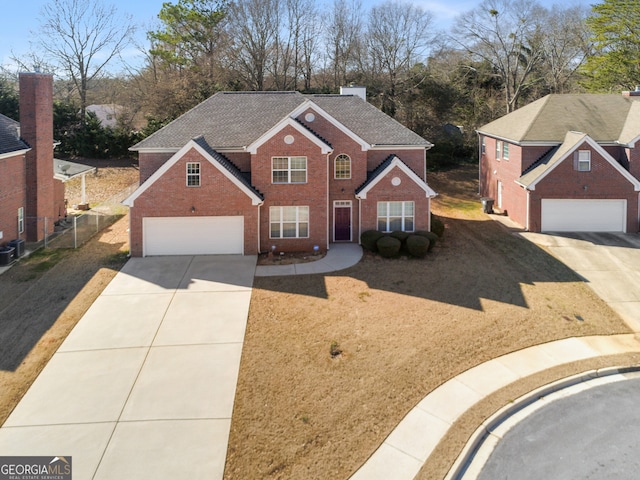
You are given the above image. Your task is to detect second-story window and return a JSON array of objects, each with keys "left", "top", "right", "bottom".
[
  {"left": 577, "top": 150, "right": 591, "bottom": 171},
  {"left": 503, "top": 142, "right": 509, "bottom": 160},
  {"left": 496, "top": 140, "right": 502, "bottom": 160},
  {"left": 272, "top": 156, "right": 307, "bottom": 183},
  {"left": 334, "top": 154, "right": 351, "bottom": 179},
  {"left": 187, "top": 162, "right": 201, "bottom": 186}
]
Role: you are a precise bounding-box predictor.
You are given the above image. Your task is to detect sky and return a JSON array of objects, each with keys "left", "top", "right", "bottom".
[{"left": 1, "top": 0, "right": 592, "bottom": 74}]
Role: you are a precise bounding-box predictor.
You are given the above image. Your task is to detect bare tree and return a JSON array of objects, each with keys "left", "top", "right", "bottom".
[
  {"left": 452, "top": 0, "right": 546, "bottom": 113},
  {"left": 366, "top": 0, "right": 434, "bottom": 117},
  {"left": 228, "top": 0, "right": 279, "bottom": 90},
  {"left": 324, "top": 0, "right": 364, "bottom": 90},
  {"left": 32, "top": 0, "right": 135, "bottom": 119},
  {"left": 540, "top": 5, "right": 591, "bottom": 94}
]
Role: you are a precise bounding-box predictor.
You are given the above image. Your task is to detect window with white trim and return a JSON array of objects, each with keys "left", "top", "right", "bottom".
[
  {"left": 481, "top": 136, "right": 486, "bottom": 154},
  {"left": 377, "top": 201, "right": 414, "bottom": 232},
  {"left": 272, "top": 156, "right": 307, "bottom": 183},
  {"left": 270, "top": 206, "right": 309, "bottom": 238},
  {"left": 186, "top": 162, "right": 201, "bottom": 186},
  {"left": 18, "top": 207, "right": 24, "bottom": 234},
  {"left": 334, "top": 154, "right": 351, "bottom": 179},
  {"left": 502, "top": 142, "right": 509, "bottom": 160},
  {"left": 496, "top": 140, "right": 502, "bottom": 160},
  {"left": 577, "top": 150, "right": 591, "bottom": 171}
]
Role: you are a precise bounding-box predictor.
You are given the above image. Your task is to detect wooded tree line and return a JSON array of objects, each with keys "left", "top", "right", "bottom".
[{"left": 1, "top": 0, "right": 638, "bottom": 166}]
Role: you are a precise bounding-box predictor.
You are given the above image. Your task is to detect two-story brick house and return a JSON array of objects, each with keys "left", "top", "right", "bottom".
[
  {"left": 0, "top": 73, "right": 67, "bottom": 249},
  {"left": 478, "top": 92, "right": 640, "bottom": 232},
  {"left": 124, "top": 87, "right": 437, "bottom": 256}
]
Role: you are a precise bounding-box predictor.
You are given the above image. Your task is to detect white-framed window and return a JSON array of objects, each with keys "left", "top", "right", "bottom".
[
  {"left": 502, "top": 142, "right": 509, "bottom": 160},
  {"left": 186, "top": 162, "right": 201, "bottom": 186},
  {"left": 577, "top": 150, "right": 591, "bottom": 171},
  {"left": 272, "top": 156, "right": 307, "bottom": 183},
  {"left": 334, "top": 154, "right": 351, "bottom": 179},
  {"left": 481, "top": 136, "right": 486, "bottom": 154},
  {"left": 17, "top": 207, "right": 24, "bottom": 234},
  {"left": 496, "top": 140, "right": 502, "bottom": 160},
  {"left": 270, "top": 206, "right": 309, "bottom": 238},
  {"left": 377, "top": 201, "right": 414, "bottom": 232}
]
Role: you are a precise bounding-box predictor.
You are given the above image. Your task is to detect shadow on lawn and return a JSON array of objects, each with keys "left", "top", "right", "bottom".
[
  {"left": 253, "top": 216, "right": 582, "bottom": 310},
  {"left": 0, "top": 224, "right": 128, "bottom": 372}
]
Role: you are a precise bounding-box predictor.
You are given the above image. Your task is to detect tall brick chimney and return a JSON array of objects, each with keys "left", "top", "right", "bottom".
[{"left": 19, "top": 73, "right": 55, "bottom": 242}]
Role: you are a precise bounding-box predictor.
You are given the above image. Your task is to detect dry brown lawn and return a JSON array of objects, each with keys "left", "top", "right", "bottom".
[{"left": 224, "top": 165, "right": 634, "bottom": 479}]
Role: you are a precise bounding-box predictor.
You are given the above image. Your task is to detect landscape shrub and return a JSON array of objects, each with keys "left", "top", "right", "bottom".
[
  {"left": 406, "top": 235, "right": 430, "bottom": 258},
  {"left": 415, "top": 230, "right": 438, "bottom": 251},
  {"left": 389, "top": 231, "right": 410, "bottom": 253},
  {"left": 360, "top": 230, "right": 385, "bottom": 252},
  {"left": 376, "top": 235, "right": 402, "bottom": 258},
  {"left": 431, "top": 214, "right": 445, "bottom": 237}
]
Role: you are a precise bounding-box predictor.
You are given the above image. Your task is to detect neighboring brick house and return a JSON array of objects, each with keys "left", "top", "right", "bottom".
[
  {"left": 124, "top": 87, "right": 437, "bottom": 256},
  {"left": 0, "top": 73, "right": 67, "bottom": 247},
  {"left": 478, "top": 92, "right": 640, "bottom": 233}
]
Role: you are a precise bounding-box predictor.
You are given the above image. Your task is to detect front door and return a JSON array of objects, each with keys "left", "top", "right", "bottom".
[{"left": 334, "top": 201, "right": 352, "bottom": 241}]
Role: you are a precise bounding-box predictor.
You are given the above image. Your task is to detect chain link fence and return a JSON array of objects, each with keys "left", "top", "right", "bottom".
[{"left": 26, "top": 183, "right": 138, "bottom": 252}]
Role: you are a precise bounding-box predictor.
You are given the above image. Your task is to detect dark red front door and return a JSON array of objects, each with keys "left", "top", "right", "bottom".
[{"left": 335, "top": 206, "right": 351, "bottom": 241}]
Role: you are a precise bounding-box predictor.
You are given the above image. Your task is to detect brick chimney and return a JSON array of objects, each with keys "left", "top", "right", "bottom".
[{"left": 19, "top": 73, "right": 55, "bottom": 242}]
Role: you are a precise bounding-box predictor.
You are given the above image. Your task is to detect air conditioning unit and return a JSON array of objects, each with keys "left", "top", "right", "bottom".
[
  {"left": 0, "top": 246, "right": 15, "bottom": 266},
  {"left": 8, "top": 239, "right": 25, "bottom": 257}
]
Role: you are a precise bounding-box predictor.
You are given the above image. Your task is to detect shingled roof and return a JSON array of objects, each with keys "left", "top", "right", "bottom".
[
  {"left": 478, "top": 94, "right": 640, "bottom": 144},
  {"left": 131, "top": 91, "right": 431, "bottom": 151},
  {"left": 0, "top": 113, "right": 29, "bottom": 156}
]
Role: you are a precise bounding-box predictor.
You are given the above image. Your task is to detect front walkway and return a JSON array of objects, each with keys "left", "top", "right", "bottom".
[{"left": 255, "top": 243, "right": 363, "bottom": 276}]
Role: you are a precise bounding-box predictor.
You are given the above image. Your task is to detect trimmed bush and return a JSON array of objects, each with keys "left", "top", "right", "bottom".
[
  {"left": 389, "top": 231, "right": 410, "bottom": 253},
  {"left": 406, "top": 235, "right": 430, "bottom": 258},
  {"left": 361, "top": 230, "right": 385, "bottom": 252},
  {"left": 376, "top": 235, "right": 402, "bottom": 258},
  {"left": 431, "top": 214, "right": 445, "bottom": 237},
  {"left": 415, "top": 230, "right": 438, "bottom": 251}
]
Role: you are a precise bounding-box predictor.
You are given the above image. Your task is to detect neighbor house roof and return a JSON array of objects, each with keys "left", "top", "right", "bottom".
[
  {"left": 517, "top": 131, "right": 640, "bottom": 191},
  {"left": 0, "top": 113, "right": 30, "bottom": 156},
  {"left": 478, "top": 94, "right": 640, "bottom": 145},
  {"left": 53, "top": 158, "right": 96, "bottom": 182},
  {"left": 131, "top": 91, "right": 432, "bottom": 151}
]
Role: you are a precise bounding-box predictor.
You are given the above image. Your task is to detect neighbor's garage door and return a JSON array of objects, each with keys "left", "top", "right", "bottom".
[
  {"left": 143, "top": 216, "right": 244, "bottom": 256},
  {"left": 541, "top": 199, "right": 626, "bottom": 232}
]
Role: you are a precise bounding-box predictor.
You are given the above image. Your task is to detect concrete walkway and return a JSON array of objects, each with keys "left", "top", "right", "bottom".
[
  {"left": 255, "top": 243, "right": 363, "bottom": 276},
  {"left": 0, "top": 255, "right": 256, "bottom": 480}
]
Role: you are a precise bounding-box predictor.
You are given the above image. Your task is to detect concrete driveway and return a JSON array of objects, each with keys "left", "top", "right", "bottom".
[
  {"left": 520, "top": 231, "right": 640, "bottom": 332},
  {"left": 0, "top": 255, "right": 256, "bottom": 480}
]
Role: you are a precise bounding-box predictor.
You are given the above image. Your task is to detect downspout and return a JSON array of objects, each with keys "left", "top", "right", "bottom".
[
  {"left": 526, "top": 189, "right": 530, "bottom": 231},
  {"left": 327, "top": 152, "right": 331, "bottom": 250},
  {"left": 478, "top": 133, "right": 482, "bottom": 196},
  {"left": 257, "top": 203, "right": 262, "bottom": 254},
  {"left": 357, "top": 196, "right": 362, "bottom": 245}
]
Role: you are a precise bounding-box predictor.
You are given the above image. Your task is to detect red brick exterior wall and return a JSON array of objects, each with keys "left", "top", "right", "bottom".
[
  {"left": 528, "top": 144, "right": 639, "bottom": 232},
  {"left": 359, "top": 165, "right": 431, "bottom": 233},
  {"left": 19, "top": 73, "right": 55, "bottom": 242},
  {"left": 252, "top": 124, "right": 329, "bottom": 252},
  {"left": 367, "top": 149, "right": 426, "bottom": 180},
  {"left": 0, "top": 153, "right": 27, "bottom": 242},
  {"left": 129, "top": 147, "right": 259, "bottom": 256},
  {"left": 138, "top": 151, "right": 175, "bottom": 183}
]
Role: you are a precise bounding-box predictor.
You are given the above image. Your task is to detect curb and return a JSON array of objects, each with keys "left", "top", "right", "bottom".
[{"left": 444, "top": 365, "right": 640, "bottom": 480}]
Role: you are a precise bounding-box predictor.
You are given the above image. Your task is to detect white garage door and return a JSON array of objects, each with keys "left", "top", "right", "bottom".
[
  {"left": 541, "top": 199, "right": 626, "bottom": 232},
  {"left": 143, "top": 216, "right": 244, "bottom": 256}
]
